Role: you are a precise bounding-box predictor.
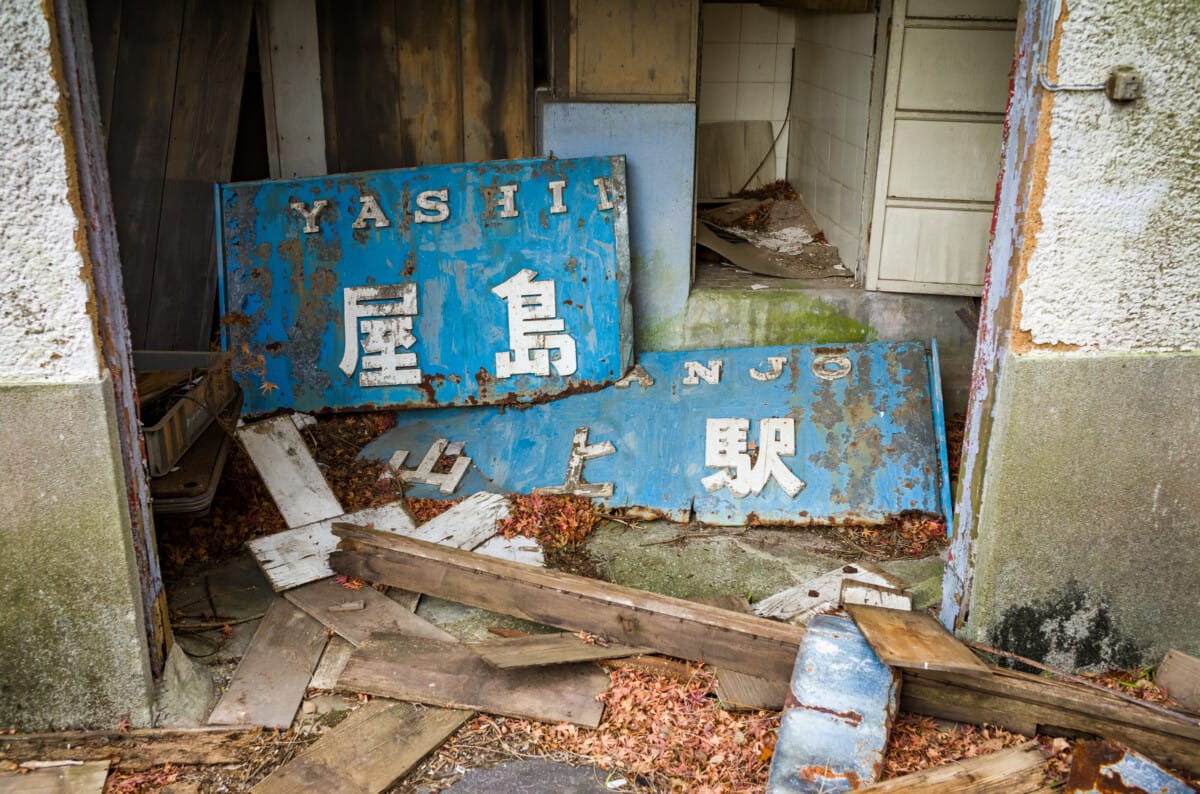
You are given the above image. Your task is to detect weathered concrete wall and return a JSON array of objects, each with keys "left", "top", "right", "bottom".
[
  {"left": 0, "top": 1, "right": 152, "bottom": 727},
  {"left": 1018, "top": 1, "right": 1200, "bottom": 351},
  {"left": 945, "top": 0, "right": 1200, "bottom": 669}
]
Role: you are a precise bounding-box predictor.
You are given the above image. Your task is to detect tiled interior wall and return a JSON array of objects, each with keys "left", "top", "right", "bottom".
[
  {"left": 698, "top": 3, "right": 796, "bottom": 182},
  {"left": 787, "top": 13, "right": 877, "bottom": 270}
]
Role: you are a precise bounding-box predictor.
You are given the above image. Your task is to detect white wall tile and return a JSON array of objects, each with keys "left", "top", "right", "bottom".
[
  {"left": 735, "top": 82, "right": 774, "bottom": 120},
  {"left": 772, "top": 83, "right": 791, "bottom": 121},
  {"left": 699, "top": 81, "right": 738, "bottom": 122},
  {"left": 847, "top": 54, "right": 872, "bottom": 103},
  {"left": 741, "top": 5, "right": 780, "bottom": 43},
  {"left": 702, "top": 41, "right": 741, "bottom": 81},
  {"left": 777, "top": 10, "right": 796, "bottom": 44},
  {"left": 739, "top": 45, "right": 776, "bottom": 83},
  {"left": 775, "top": 44, "right": 795, "bottom": 83},
  {"left": 702, "top": 4, "right": 741, "bottom": 43},
  {"left": 848, "top": 13, "right": 877, "bottom": 55}
]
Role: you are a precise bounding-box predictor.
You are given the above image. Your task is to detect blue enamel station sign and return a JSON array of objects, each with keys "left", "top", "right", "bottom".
[{"left": 216, "top": 156, "right": 632, "bottom": 416}]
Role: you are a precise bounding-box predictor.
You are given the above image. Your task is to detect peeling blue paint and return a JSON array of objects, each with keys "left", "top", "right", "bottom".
[
  {"left": 363, "top": 341, "right": 946, "bottom": 526},
  {"left": 767, "top": 613, "right": 899, "bottom": 793},
  {"left": 216, "top": 156, "right": 632, "bottom": 416}
]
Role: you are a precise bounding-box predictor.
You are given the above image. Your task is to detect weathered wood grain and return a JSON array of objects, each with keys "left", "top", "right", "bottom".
[
  {"left": 309, "top": 635, "right": 354, "bottom": 691},
  {"left": 460, "top": 0, "right": 532, "bottom": 161},
  {"left": 147, "top": 0, "right": 253, "bottom": 349},
  {"left": 237, "top": 414, "right": 344, "bottom": 530},
  {"left": 331, "top": 524, "right": 807, "bottom": 681},
  {"left": 1156, "top": 649, "right": 1200, "bottom": 711},
  {"left": 0, "top": 728, "right": 261, "bottom": 771},
  {"left": 856, "top": 740, "right": 1045, "bottom": 792},
  {"left": 285, "top": 576, "right": 456, "bottom": 645},
  {"left": 396, "top": 0, "right": 463, "bottom": 165},
  {"left": 0, "top": 760, "right": 109, "bottom": 794},
  {"left": 847, "top": 604, "right": 990, "bottom": 676},
  {"left": 466, "top": 632, "right": 653, "bottom": 668},
  {"left": 251, "top": 700, "right": 470, "bottom": 794},
  {"left": 338, "top": 634, "right": 608, "bottom": 727},
  {"left": 104, "top": 0, "right": 184, "bottom": 348},
  {"left": 901, "top": 667, "right": 1200, "bottom": 777},
  {"left": 208, "top": 599, "right": 328, "bottom": 728}
]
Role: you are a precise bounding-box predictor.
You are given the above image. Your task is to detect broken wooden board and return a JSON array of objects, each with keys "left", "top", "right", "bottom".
[
  {"left": 284, "top": 576, "right": 456, "bottom": 646},
  {"left": 466, "top": 632, "right": 654, "bottom": 668},
  {"left": 309, "top": 636, "right": 354, "bottom": 691},
  {"left": 855, "top": 740, "right": 1045, "bottom": 792},
  {"left": 1155, "top": 649, "right": 1200, "bottom": 711},
  {"left": 847, "top": 604, "right": 990, "bottom": 677},
  {"left": 247, "top": 501, "right": 418, "bottom": 591},
  {"left": 690, "top": 594, "right": 789, "bottom": 712},
  {"left": 237, "top": 415, "right": 344, "bottom": 528},
  {"left": 251, "top": 700, "right": 471, "bottom": 794},
  {"left": 337, "top": 634, "right": 609, "bottom": 727},
  {"left": 754, "top": 562, "right": 910, "bottom": 624},
  {"left": 901, "top": 667, "right": 1200, "bottom": 777},
  {"left": 208, "top": 599, "right": 328, "bottom": 728},
  {"left": 714, "top": 669, "right": 790, "bottom": 713},
  {"left": 406, "top": 491, "right": 509, "bottom": 547},
  {"left": 841, "top": 580, "right": 913, "bottom": 611},
  {"left": 331, "top": 524, "right": 807, "bottom": 681},
  {"left": 0, "top": 760, "right": 109, "bottom": 794},
  {"left": 1065, "top": 739, "right": 1195, "bottom": 794},
  {"left": 0, "top": 727, "right": 261, "bottom": 770}
]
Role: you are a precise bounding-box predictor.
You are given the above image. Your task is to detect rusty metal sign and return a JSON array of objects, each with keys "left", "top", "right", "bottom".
[
  {"left": 362, "top": 341, "right": 951, "bottom": 526},
  {"left": 216, "top": 156, "right": 632, "bottom": 416}
]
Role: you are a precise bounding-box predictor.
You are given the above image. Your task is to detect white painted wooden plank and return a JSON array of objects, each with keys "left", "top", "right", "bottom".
[
  {"left": 898, "top": 27, "right": 1015, "bottom": 114},
  {"left": 257, "top": 0, "right": 327, "bottom": 179},
  {"left": 888, "top": 120, "right": 1004, "bottom": 202},
  {"left": 472, "top": 534, "right": 545, "bottom": 567},
  {"left": 237, "top": 416, "right": 343, "bottom": 528},
  {"left": 907, "top": 0, "right": 1018, "bottom": 20},
  {"left": 877, "top": 206, "right": 992, "bottom": 285},
  {"left": 753, "top": 563, "right": 909, "bottom": 625},
  {"left": 407, "top": 492, "right": 511, "bottom": 548},
  {"left": 247, "top": 501, "right": 418, "bottom": 591}
]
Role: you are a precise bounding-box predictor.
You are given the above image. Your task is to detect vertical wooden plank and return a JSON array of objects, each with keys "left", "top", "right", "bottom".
[
  {"left": 395, "top": 0, "right": 464, "bottom": 165},
  {"left": 145, "top": 0, "right": 253, "bottom": 350},
  {"left": 105, "top": 0, "right": 185, "bottom": 348},
  {"left": 460, "top": 0, "right": 533, "bottom": 161},
  {"left": 320, "top": 0, "right": 406, "bottom": 173},
  {"left": 257, "top": 0, "right": 328, "bottom": 178},
  {"left": 86, "top": 0, "right": 121, "bottom": 140},
  {"left": 315, "top": 0, "right": 340, "bottom": 173}
]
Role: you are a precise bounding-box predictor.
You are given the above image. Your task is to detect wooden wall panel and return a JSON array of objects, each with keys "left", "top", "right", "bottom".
[
  {"left": 569, "top": 0, "right": 698, "bottom": 100},
  {"left": 145, "top": 0, "right": 253, "bottom": 349},
  {"left": 104, "top": 0, "right": 185, "bottom": 349},
  {"left": 319, "top": 0, "right": 410, "bottom": 173},
  {"left": 86, "top": 0, "right": 122, "bottom": 138},
  {"left": 318, "top": 1, "right": 531, "bottom": 172},
  {"left": 460, "top": 0, "right": 533, "bottom": 161},
  {"left": 396, "top": 0, "right": 465, "bottom": 165}
]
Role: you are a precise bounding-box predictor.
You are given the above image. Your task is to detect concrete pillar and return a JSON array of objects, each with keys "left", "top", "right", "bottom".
[
  {"left": 0, "top": 2, "right": 153, "bottom": 727},
  {"left": 943, "top": 0, "right": 1200, "bottom": 671}
]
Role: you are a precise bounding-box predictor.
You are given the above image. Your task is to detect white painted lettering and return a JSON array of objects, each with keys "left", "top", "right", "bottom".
[
  {"left": 593, "top": 177, "right": 614, "bottom": 210},
  {"left": 351, "top": 194, "right": 392, "bottom": 229},
  {"left": 492, "top": 269, "right": 578, "bottom": 378},
  {"left": 683, "top": 360, "right": 722, "bottom": 385},
  {"left": 548, "top": 180, "right": 567, "bottom": 214},
  {"left": 702, "top": 417, "right": 805, "bottom": 499},
  {"left": 750, "top": 356, "right": 788, "bottom": 382},
  {"left": 496, "top": 184, "right": 519, "bottom": 219},
  {"left": 289, "top": 199, "right": 329, "bottom": 234},
  {"left": 338, "top": 283, "right": 420, "bottom": 387},
  {"left": 414, "top": 189, "right": 451, "bottom": 224}
]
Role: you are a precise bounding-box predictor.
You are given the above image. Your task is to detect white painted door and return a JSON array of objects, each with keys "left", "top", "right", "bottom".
[{"left": 865, "top": 0, "right": 1017, "bottom": 295}]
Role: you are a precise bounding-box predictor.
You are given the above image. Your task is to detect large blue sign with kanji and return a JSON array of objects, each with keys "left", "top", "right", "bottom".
[{"left": 216, "top": 156, "right": 632, "bottom": 416}]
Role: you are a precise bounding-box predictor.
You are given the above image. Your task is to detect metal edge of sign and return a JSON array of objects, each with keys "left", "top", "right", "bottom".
[
  {"left": 609, "top": 155, "right": 634, "bottom": 380},
  {"left": 928, "top": 338, "right": 953, "bottom": 534}
]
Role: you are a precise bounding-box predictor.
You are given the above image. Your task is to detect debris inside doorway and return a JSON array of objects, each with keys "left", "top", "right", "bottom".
[{"left": 697, "top": 180, "right": 849, "bottom": 284}]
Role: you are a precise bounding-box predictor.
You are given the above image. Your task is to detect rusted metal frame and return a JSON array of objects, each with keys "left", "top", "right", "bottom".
[{"left": 53, "top": 0, "right": 168, "bottom": 672}]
